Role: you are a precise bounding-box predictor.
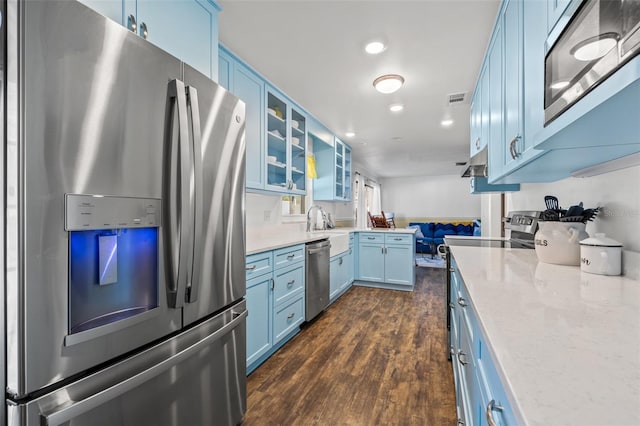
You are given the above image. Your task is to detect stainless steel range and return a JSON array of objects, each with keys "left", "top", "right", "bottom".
[{"left": 443, "top": 211, "right": 542, "bottom": 359}]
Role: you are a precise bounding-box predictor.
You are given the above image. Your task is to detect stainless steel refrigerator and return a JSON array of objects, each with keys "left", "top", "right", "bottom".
[{"left": 2, "top": 1, "right": 247, "bottom": 424}]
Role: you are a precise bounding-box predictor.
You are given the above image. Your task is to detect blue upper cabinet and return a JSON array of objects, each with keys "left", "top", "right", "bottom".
[
  {"left": 265, "top": 87, "right": 307, "bottom": 194},
  {"left": 218, "top": 47, "right": 265, "bottom": 190},
  {"left": 78, "top": 0, "right": 220, "bottom": 80},
  {"left": 314, "top": 136, "right": 352, "bottom": 201},
  {"left": 236, "top": 64, "right": 266, "bottom": 190},
  {"left": 219, "top": 47, "right": 308, "bottom": 194}
]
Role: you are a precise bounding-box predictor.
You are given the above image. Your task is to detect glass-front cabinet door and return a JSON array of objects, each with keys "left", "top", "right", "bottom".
[
  {"left": 334, "top": 138, "right": 345, "bottom": 199},
  {"left": 343, "top": 145, "right": 352, "bottom": 200},
  {"left": 290, "top": 107, "right": 306, "bottom": 194},
  {"left": 265, "top": 88, "right": 307, "bottom": 194},
  {"left": 266, "top": 91, "right": 288, "bottom": 191}
]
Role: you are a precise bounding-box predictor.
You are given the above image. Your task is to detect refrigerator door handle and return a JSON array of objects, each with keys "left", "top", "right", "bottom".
[
  {"left": 166, "top": 79, "right": 191, "bottom": 309},
  {"left": 186, "top": 85, "right": 203, "bottom": 303},
  {"left": 40, "top": 309, "right": 248, "bottom": 426}
]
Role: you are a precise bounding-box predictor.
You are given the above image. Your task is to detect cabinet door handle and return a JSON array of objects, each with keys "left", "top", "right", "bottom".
[
  {"left": 385, "top": 247, "right": 388, "bottom": 254},
  {"left": 475, "top": 137, "right": 481, "bottom": 149},
  {"left": 457, "top": 350, "right": 469, "bottom": 365},
  {"left": 139, "top": 22, "right": 148, "bottom": 39},
  {"left": 339, "top": 257, "right": 343, "bottom": 265},
  {"left": 509, "top": 135, "right": 521, "bottom": 159},
  {"left": 287, "top": 254, "right": 295, "bottom": 259},
  {"left": 270, "top": 278, "right": 274, "bottom": 291},
  {"left": 127, "top": 14, "right": 137, "bottom": 33},
  {"left": 449, "top": 302, "right": 455, "bottom": 309},
  {"left": 287, "top": 279, "right": 295, "bottom": 287},
  {"left": 287, "top": 313, "right": 295, "bottom": 320},
  {"left": 457, "top": 297, "right": 467, "bottom": 308},
  {"left": 246, "top": 265, "right": 256, "bottom": 271},
  {"left": 486, "top": 400, "right": 504, "bottom": 426}
]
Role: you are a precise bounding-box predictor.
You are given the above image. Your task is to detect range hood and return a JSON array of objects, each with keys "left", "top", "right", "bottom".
[{"left": 461, "top": 147, "right": 488, "bottom": 177}]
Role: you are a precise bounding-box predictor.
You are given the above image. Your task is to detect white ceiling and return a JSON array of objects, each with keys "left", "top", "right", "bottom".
[{"left": 218, "top": 0, "right": 500, "bottom": 178}]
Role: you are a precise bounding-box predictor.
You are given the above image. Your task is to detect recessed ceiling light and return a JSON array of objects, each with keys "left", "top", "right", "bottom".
[
  {"left": 570, "top": 32, "right": 618, "bottom": 61},
  {"left": 373, "top": 74, "right": 405, "bottom": 94},
  {"left": 389, "top": 104, "right": 404, "bottom": 112},
  {"left": 345, "top": 132, "right": 355, "bottom": 138},
  {"left": 550, "top": 80, "right": 570, "bottom": 90},
  {"left": 441, "top": 119, "right": 454, "bottom": 127},
  {"left": 365, "top": 41, "right": 386, "bottom": 55}
]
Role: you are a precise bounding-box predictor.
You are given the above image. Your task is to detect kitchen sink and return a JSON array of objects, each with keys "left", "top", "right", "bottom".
[{"left": 310, "top": 231, "right": 349, "bottom": 257}]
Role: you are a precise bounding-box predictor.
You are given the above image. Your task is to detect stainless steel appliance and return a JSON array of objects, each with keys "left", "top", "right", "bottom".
[
  {"left": 443, "top": 211, "right": 542, "bottom": 359},
  {"left": 2, "top": 1, "right": 247, "bottom": 424},
  {"left": 305, "top": 239, "right": 331, "bottom": 321},
  {"left": 544, "top": 0, "right": 640, "bottom": 124}
]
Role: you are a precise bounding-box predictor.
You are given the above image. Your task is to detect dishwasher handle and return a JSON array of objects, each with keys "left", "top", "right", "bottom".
[{"left": 308, "top": 247, "right": 329, "bottom": 255}]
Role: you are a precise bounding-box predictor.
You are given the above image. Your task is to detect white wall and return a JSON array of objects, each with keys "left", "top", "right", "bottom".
[
  {"left": 506, "top": 165, "right": 640, "bottom": 253},
  {"left": 379, "top": 174, "right": 481, "bottom": 218}
]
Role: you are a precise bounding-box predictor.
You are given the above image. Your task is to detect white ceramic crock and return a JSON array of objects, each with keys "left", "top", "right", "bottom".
[
  {"left": 579, "top": 233, "right": 623, "bottom": 276},
  {"left": 534, "top": 221, "right": 589, "bottom": 266}
]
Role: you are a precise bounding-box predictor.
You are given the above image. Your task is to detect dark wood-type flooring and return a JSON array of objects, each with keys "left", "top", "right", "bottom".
[{"left": 245, "top": 266, "right": 457, "bottom": 426}]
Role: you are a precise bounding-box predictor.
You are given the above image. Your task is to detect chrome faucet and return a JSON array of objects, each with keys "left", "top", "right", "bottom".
[{"left": 306, "top": 205, "right": 327, "bottom": 232}]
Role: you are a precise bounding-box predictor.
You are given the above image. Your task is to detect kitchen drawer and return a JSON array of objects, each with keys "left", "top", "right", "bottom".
[
  {"left": 273, "top": 295, "right": 304, "bottom": 343},
  {"left": 273, "top": 262, "right": 304, "bottom": 306},
  {"left": 359, "top": 232, "right": 384, "bottom": 244},
  {"left": 457, "top": 281, "right": 477, "bottom": 346},
  {"left": 274, "top": 244, "right": 305, "bottom": 269},
  {"left": 246, "top": 251, "right": 273, "bottom": 279},
  {"left": 384, "top": 233, "right": 413, "bottom": 245}
]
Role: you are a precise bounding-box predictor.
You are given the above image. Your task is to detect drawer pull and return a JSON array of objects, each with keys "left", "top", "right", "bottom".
[
  {"left": 486, "top": 400, "right": 504, "bottom": 426},
  {"left": 367, "top": 236, "right": 376, "bottom": 240},
  {"left": 287, "top": 313, "right": 295, "bottom": 320},
  {"left": 286, "top": 254, "right": 295, "bottom": 259},
  {"left": 457, "top": 350, "right": 469, "bottom": 365},
  {"left": 246, "top": 265, "right": 256, "bottom": 271},
  {"left": 394, "top": 237, "right": 402, "bottom": 241},
  {"left": 287, "top": 279, "right": 295, "bottom": 287},
  {"left": 457, "top": 297, "right": 467, "bottom": 308}
]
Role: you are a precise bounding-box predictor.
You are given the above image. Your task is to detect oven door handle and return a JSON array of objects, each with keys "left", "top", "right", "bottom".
[{"left": 40, "top": 310, "right": 247, "bottom": 426}]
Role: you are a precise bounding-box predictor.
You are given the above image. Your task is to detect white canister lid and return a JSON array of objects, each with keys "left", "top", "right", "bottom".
[{"left": 579, "top": 233, "right": 623, "bottom": 247}]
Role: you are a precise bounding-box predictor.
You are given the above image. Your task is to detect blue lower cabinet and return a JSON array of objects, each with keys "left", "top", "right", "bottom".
[
  {"left": 246, "top": 246, "right": 305, "bottom": 374},
  {"left": 450, "top": 253, "right": 517, "bottom": 425},
  {"left": 358, "top": 243, "right": 385, "bottom": 282},
  {"left": 246, "top": 274, "right": 272, "bottom": 366},
  {"left": 330, "top": 249, "right": 354, "bottom": 303},
  {"left": 274, "top": 296, "right": 304, "bottom": 343},
  {"left": 357, "top": 232, "right": 415, "bottom": 289},
  {"left": 384, "top": 244, "right": 414, "bottom": 286}
]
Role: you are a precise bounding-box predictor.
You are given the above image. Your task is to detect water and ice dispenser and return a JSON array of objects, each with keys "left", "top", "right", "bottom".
[{"left": 65, "top": 194, "right": 162, "bottom": 345}]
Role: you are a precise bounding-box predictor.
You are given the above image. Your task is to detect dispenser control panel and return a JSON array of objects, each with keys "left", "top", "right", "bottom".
[{"left": 65, "top": 194, "right": 162, "bottom": 231}]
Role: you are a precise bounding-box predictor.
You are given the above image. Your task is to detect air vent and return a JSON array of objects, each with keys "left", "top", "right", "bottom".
[
  {"left": 447, "top": 92, "right": 468, "bottom": 106},
  {"left": 455, "top": 161, "right": 467, "bottom": 166}
]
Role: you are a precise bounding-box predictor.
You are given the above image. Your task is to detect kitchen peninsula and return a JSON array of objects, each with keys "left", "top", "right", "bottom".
[{"left": 449, "top": 245, "right": 640, "bottom": 425}]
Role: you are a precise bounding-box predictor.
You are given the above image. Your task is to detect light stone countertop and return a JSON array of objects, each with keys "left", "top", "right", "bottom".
[
  {"left": 450, "top": 245, "right": 640, "bottom": 426},
  {"left": 246, "top": 227, "right": 416, "bottom": 255}
]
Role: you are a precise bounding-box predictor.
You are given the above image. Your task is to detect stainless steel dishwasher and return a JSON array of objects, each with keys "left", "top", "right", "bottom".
[{"left": 305, "top": 239, "right": 330, "bottom": 321}]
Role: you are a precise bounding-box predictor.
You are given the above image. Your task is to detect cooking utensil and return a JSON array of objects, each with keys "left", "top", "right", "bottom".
[
  {"left": 582, "top": 207, "right": 599, "bottom": 222},
  {"left": 544, "top": 195, "right": 559, "bottom": 211},
  {"left": 541, "top": 209, "right": 560, "bottom": 221},
  {"left": 565, "top": 202, "right": 584, "bottom": 218}
]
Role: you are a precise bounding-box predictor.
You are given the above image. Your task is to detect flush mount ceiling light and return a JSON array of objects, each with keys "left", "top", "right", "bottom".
[
  {"left": 345, "top": 132, "right": 355, "bottom": 138},
  {"left": 373, "top": 74, "right": 405, "bottom": 94},
  {"left": 441, "top": 119, "right": 454, "bottom": 127},
  {"left": 570, "top": 32, "right": 619, "bottom": 61},
  {"left": 389, "top": 104, "right": 404, "bottom": 112},
  {"left": 365, "top": 41, "right": 386, "bottom": 55},
  {"left": 550, "top": 80, "right": 570, "bottom": 90}
]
